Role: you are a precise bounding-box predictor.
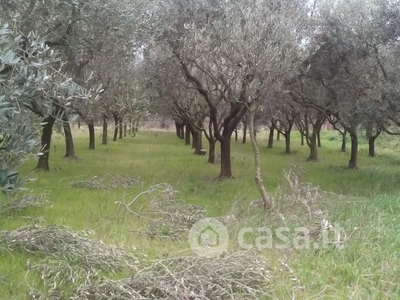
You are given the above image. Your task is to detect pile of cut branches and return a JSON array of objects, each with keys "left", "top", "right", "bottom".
[
  {"left": 64, "top": 174, "right": 143, "bottom": 189},
  {"left": 0, "top": 191, "right": 49, "bottom": 216},
  {"left": 73, "top": 251, "right": 271, "bottom": 300},
  {"left": 1, "top": 225, "right": 138, "bottom": 271},
  {"left": 1, "top": 225, "right": 139, "bottom": 298},
  {"left": 116, "top": 183, "right": 207, "bottom": 240}
]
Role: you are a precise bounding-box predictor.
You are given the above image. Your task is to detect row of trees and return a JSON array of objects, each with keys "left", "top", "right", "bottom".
[
  {"left": 142, "top": 0, "right": 400, "bottom": 179},
  {"left": 2, "top": 0, "right": 400, "bottom": 197},
  {"left": 1, "top": 0, "right": 149, "bottom": 181}
]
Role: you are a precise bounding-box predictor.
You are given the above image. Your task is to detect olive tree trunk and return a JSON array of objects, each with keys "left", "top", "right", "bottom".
[
  {"left": 348, "top": 130, "right": 358, "bottom": 169},
  {"left": 102, "top": 116, "right": 108, "bottom": 145},
  {"left": 36, "top": 115, "right": 56, "bottom": 171}
]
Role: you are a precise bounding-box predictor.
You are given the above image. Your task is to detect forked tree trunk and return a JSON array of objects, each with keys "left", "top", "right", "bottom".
[
  {"left": 102, "top": 116, "right": 108, "bottom": 145},
  {"left": 36, "top": 115, "right": 56, "bottom": 171},
  {"left": 179, "top": 59, "right": 244, "bottom": 179},
  {"left": 348, "top": 131, "right": 358, "bottom": 169},
  {"left": 366, "top": 128, "right": 381, "bottom": 158},
  {"left": 368, "top": 132, "right": 381, "bottom": 157},
  {"left": 307, "top": 133, "right": 318, "bottom": 161},
  {"left": 242, "top": 125, "right": 247, "bottom": 144},
  {"left": 185, "top": 125, "right": 191, "bottom": 145},
  {"left": 88, "top": 123, "right": 95, "bottom": 150},
  {"left": 301, "top": 133, "right": 304, "bottom": 146},
  {"left": 63, "top": 119, "right": 75, "bottom": 158},
  {"left": 307, "top": 118, "right": 324, "bottom": 161},
  {"left": 219, "top": 136, "right": 232, "bottom": 178}
]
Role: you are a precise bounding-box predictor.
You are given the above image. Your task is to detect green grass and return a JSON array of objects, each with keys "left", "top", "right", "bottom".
[{"left": 1, "top": 128, "right": 400, "bottom": 299}]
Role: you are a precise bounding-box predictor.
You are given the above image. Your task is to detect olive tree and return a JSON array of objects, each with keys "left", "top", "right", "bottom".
[
  {"left": 290, "top": 0, "right": 399, "bottom": 169},
  {"left": 146, "top": 0, "right": 310, "bottom": 181},
  {"left": 0, "top": 21, "right": 87, "bottom": 195}
]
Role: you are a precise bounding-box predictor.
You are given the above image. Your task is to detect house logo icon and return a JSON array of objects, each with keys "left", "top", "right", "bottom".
[{"left": 189, "top": 218, "right": 229, "bottom": 257}]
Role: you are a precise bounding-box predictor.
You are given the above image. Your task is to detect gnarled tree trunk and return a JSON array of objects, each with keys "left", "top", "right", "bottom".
[
  {"left": 284, "top": 131, "right": 291, "bottom": 154},
  {"left": 62, "top": 114, "right": 75, "bottom": 158},
  {"left": 219, "top": 136, "right": 232, "bottom": 178},
  {"left": 102, "top": 115, "right": 108, "bottom": 145},
  {"left": 348, "top": 130, "right": 358, "bottom": 169},
  {"left": 267, "top": 127, "right": 274, "bottom": 148},
  {"left": 317, "top": 130, "right": 322, "bottom": 147},
  {"left": 36, "top": 115, "right": 56, "bottom": 171},
  {"left": 185, "top": 125, "right": 191, "bottom": 145},
  {"left": 306, "top": 115, "right": 325, "bottom": 161},
  {"left": 368, "top": 138, "right": 376, "bottom": 157},
  {"left": 119, "top": 118, "right": 123, "bottom": 139},
  {"left": 208, "top": 140, "right": 215, "bottom": 163},
  {"left": 88, "top": 122, "right": 95, "bottom": 150},
  {"left": 113, "top": 114, "right": 118, "bottom": 141},
  {"left": 242, "top": 125, "right": 247, "bottom": 144},
  {"left": 175, "top": 121, "right": 180, "bottom": 137},
  {"left": 204, "top": 121, "right": 216, "bottom": 164},
  {"left": 341, "top": 129, "right": 347, "bottom": 152},
  {"left": 192, "top": 130, "right": 204, "bottom": 155},
  {"left": 366, "top": 126, "right": 381, "bottom": 158},
  {"left": 307, "top": 132, "right": 318, "bottom": 161}
]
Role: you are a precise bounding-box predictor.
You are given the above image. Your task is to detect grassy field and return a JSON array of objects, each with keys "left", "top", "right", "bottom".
[{"left": 1, "top": 127, "right": 400, "bottom": 299}]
